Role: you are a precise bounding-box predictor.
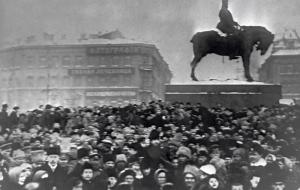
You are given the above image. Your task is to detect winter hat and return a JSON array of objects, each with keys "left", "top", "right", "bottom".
[
  {"left": 30, "top": 150, "right": 45, "bottom": 163},
  {"left": 81, "top": 162, "right": 94, "bottom": 172},
  {"left": 154, "top": 168, "right": 168, "bottom": 182},
  {"left": 199, "top": 164, "right": 216, "bottom": 175},
  {"left": 115, "top": 154, "right": 128, "bottom": 163},
  {"left": 119, "top": 168, "right": 136, "bottom": 180},
  {"left": 176, "top": 146, "right": 192, "bottom": 159},
  {"left": 45, "top": 145, "right": 61, "bottom": 156},
  {"left": 32, "top": 170, "right": 48, "bottom": 182},
  {"left": 103, "top": 154, "right": 115, "bottom": 163},
  {"left": 77, "top": 148, "right": 90, "bottom": 159},
  {"left": 183, "top": 165, "right": 200, "bottom": 181},
  {"left": 12, "top": 149, "right": 26, "bottom": 159}
]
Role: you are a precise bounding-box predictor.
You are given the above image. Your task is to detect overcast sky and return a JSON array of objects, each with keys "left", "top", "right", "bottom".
[{"left": 0, "top": 0, "right": 300, "bottom": 82}]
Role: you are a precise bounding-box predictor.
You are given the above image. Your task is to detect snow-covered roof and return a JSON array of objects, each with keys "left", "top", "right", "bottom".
[{"left": 0, "top": 30, "right": 154, "bottom": 49}]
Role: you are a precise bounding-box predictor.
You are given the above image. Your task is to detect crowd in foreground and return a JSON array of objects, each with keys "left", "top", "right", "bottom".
[{"left": 0, "top": 101, "right": 299, "bottom": 190}]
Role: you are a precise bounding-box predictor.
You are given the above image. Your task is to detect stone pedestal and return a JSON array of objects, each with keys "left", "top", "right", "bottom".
[{"left": 165, "top": 81, "right": 281, "bottom": 109}]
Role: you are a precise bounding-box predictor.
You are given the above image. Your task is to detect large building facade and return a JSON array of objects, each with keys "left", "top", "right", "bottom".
[
  {"left": 0, "top": 31, "right": 172, "bottom": 109},
  {"left": 259, "top": 29, "right": 300, "bottom": 103}
]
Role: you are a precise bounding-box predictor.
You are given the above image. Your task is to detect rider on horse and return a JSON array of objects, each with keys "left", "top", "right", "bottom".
[{"left": 216, "top": 0, "right": 242, "bottom": 59}]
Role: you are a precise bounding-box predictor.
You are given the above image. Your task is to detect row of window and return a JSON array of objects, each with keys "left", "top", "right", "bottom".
[
  {"left": 0, "top": 54, "right": 150, "bottom": 68},
  {"left": 0, "top": 75, "right": 135, "bottom": 88},
  {"left": 278, "top": 64, "right": 300, "bottom": 74}
]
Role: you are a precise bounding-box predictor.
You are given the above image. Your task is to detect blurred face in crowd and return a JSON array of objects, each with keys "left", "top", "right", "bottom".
[
  {"left": 108, "top": 176, "right": 118, "bottom": 188},
  {"left": 18, "top": 171, "right": 27, "bottom": 185},
  {"left": 178, "top": 155, "right": 188, "bottom": 164},
  {"left": 249, "top": 152, "right": 261, "bottom": 163},
  {"left": 47, "top": 154, "right": 59, "bottom": 166},
  {"left": 231, "top": 184, "right": 244, "bottom": 190},
  {"left": 224, "top": 157, "right": 232, "bottom": 165},
  {"left": 82, "top": 169, "right": 93, "bottom": 181},
  {"left": 116, "top": 161, "right": 127, "bottom": 171},
  {"left": 265, "top": 155, "right": 275, "bottom": 164},
  {"left": 197, "top": 155, "right": 208, "bottom": 166},
  {"left": 272, "top": 182, "right": 285, "bottom": 190},
  {"left": 59, "top": 154, "right": 69, "bottom": 167},
  {"left": 157, "top": 171, "right": 167, "bottom": 186},
  {"left": 232, "top": 154, "right": 243, "bottom": 163},
  {"left": 104, "top": 161, "right": 115, "bottom": 169},
  {"left": 210, "top": 149, "right": 221, "bottom": 159},
  {"left": 250, "top": 176, "right": 261, "bottom": 188},
  {"left": 90, "top": 156, "right": 101, "bottom": 170},
  {"left": 142, "top": 167, "right": 151, "bottom": 176},
  {"left": 208, "top": 177, "right": 219, "bottom": 189},
  {"left": 184, "top": 173, "right": 196, "bottom": 188},
  {"left": 124, "top": 175, "right": 134, "bottom": 184}
]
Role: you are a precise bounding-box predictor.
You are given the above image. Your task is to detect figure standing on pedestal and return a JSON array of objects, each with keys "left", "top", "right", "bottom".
[
  {"left": 216, "top": 0, "right": 240, "bottom": 36},
  {"left": 216, "top": 0, "right": 242, "bottom": 60}
]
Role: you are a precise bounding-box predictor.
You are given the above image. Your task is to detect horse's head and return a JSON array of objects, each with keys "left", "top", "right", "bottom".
[{"left": 256, "top": 28, "right": 275, "bottom": 55}]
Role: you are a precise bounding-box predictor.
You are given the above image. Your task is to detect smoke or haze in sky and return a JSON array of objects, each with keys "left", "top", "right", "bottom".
[{"left": 0, "top": 0, "right": 299, "bottom": 82}]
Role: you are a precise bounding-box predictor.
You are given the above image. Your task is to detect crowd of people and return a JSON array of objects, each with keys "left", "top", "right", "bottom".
[{"left": 0, "top": 101, "right": 299, "bottom": 190}]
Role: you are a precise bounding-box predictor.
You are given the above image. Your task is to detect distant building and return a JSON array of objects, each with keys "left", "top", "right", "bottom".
[
  {"left": 259, "top": 29, "right": 300, "bottom": 103},
  {"left": 0, "top": 30, "right": 172, "bottom": 109}
]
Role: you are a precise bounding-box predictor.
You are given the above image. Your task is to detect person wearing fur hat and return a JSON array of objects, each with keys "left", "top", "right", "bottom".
[
  {"left": 79, "top": 162, "right": 97, "bottom": 190},
  {"left": 33, "top": 145, "right": 68, "bottom": 190},
  {"left": 68, "top": 147, "right": 91, "bottom": 178},
  {"left": 196, "top": 150, "right": 210, "bottom": 168},
  {"left": 117, "top": 168, "right": 141, "bottom": 190},
  {"left": 115, "top": 154, "right": 128, "bottom": 174},
  {"left": 181, "top": 165, "right": 200, "bottom": 190},
  {"left": 153, "top": 168, "right": 173, "bottom": 190},
  {"left": 176, "top": 146, "right": 192, "bottom": 166}
]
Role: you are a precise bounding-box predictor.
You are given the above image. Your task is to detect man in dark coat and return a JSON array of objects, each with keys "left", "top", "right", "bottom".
[
  {"left": 9, "top": 106, "right": 20, "bottom": 127},
  {"left": 0, "top": 104, "right": 10, "bottom": 131},
  {"left": 34, "top": 145, "right": 68, "bottom": 190}
]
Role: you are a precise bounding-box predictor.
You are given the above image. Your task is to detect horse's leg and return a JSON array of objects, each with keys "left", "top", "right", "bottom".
[
  {"left": 190, "top": 43, "right": 205, "bottom": 81},
  {"left": 190, "top": 55, "right": 202, "bottom": 81},
  {"left": 242, "top": 54, "right": 254, "bottom": 82}
]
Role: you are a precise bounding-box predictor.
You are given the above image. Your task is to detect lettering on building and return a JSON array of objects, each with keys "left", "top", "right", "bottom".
[{"left": 68, "top": 68, "right": 134, "bottom": 75}]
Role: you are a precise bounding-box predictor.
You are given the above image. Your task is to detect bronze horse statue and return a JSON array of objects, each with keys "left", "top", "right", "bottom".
[{"left": 190, "top": 26, "right": 274, "bottom": 82}]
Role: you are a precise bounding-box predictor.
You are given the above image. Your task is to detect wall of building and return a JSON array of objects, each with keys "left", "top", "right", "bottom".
[{"left": 0, "top": 43, "right": 172, "bottom": 109}]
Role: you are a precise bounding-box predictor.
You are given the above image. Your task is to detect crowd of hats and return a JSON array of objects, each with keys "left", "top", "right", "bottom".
[{"left": 0, "top": 102, "right": 299, "bottom": 190}]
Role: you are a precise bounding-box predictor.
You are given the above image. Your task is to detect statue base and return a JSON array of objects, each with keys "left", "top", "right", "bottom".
[{"left": 165, "top": 80, "right": 281, "bottom": 109}]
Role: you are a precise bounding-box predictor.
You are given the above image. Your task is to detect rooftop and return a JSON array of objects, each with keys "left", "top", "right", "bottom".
[{"left": 0, "top": 30, "right": 153, "bottom": 49}]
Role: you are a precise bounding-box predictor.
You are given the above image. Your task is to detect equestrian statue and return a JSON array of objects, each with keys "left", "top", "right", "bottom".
[{"left": 190, "top": 0, "right": 274, "bottom": 82}]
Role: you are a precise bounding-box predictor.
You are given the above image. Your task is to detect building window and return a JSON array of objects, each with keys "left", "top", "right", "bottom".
[
  {"left": 279, "top": 64, "right": 294, "bottom": 74},
  {"left": 63, "top": 76, "right": 70, "bottom": 86},
  {"left": 27, "top": 56, "right": 35, "bottom": 66},
  {"left": 37, "top": 76, "right": 46, "bottom": 87},
  {"left": 26, "top": 76, "right": 34, "bottom": 87},
  {"left": 62, "top": 56, "right": 71, "bottom": 67},
  {"left": 75, "top": 56, "right": 84, "bottom": 67},
  {"left": 52, "top": 56, "right": 60, "bottom": 67},
  {"left": 39, "top": 56, "right": 47, "bottom": 67}
]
